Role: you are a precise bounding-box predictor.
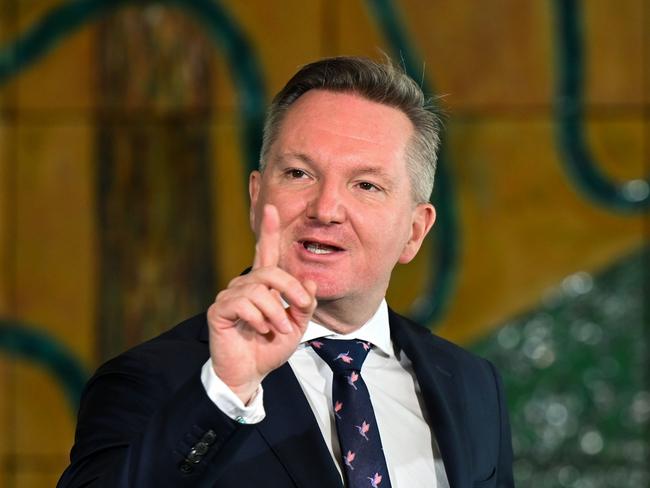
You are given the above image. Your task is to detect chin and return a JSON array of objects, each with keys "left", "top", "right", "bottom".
[
  {"left": 314, "top": 286, "right": 346, "bottom": 302},
  {"left": 291, "top": 269, "right": 344, "bottom": 299},
  {"left": 310, "top": 277, "right": 342, "bottom": 298}
]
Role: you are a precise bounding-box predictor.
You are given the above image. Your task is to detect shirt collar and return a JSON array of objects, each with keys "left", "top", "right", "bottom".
[{"left": 300, "top": 299, "right": 393, "bottom": 357}]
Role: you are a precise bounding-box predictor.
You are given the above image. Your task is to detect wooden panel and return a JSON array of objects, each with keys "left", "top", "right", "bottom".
[
  {"left": 13, "top": 361, "right": 74, "bottom": 458},
  {"left": 208, "top": 52, "right": 238, "bottom": 113},
  {"left": 586, "top": 117, "right": 647, "bottom": 181},
  {"left": 0, "top": 358, "right": 11, "bottom": 459},
  {"left": 646, "top": 2, "right": 650, "bottom": 105},
  {"left": 337, "top": 1, "right": 388, "bottom": 61},
  {"left": 583, "top": 0, "right": 646, "bottom": 105},
  {"left": 0, "top": 121, "right": 10, "bottom": 314},
  {"left": 8, "top": 0, "right": 94, "bottom": 113},
  {"left": 95, "top": 8, "right": 217, "bottom": 359},
  {"left": 13, "top": 25, "right": 95, "bottom": 113},
  {"left": 16, "top": 0, "right": 62, "bottom": 30},
  {"left": 399, "top": 0, "right": 553, "bottom": 109},
  {"left": 0, "top": 1, "right": 16, "bottom": 110},
  {"left": 210, "top": 118, "right": 255, "bottom": 289},
  {"left": 0, "top": 122, "right": 10, "bottom": 470},
  {"left": 437, "top": 119, "right": 645, "bottom": 343},
  {"left": 0, "top": 0, "right": 11, "bottom": 39},
  {"left": 386, "top": 233, "right": 430, "bottom": 312},
  {"left": 14, "top": 472, "right": 63, "bottom": 488},
  {"left": 14, "top": 122, "right": 96, "bottom": 365},
  {"left": 223, "top": 0, "right": 323, "bottom": 98}
]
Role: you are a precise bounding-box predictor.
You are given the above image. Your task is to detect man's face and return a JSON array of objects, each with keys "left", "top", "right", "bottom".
[{"left": 249, "top": 90, "right": 435, "bottom": 308}]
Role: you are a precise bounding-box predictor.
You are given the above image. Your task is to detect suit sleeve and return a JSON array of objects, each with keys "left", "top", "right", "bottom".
[
  {"left": 57, "top": 347, "right": 255, "bottom": 487},
  {"left": 487, "top": 360, "right": 515, "bottom": 488}
]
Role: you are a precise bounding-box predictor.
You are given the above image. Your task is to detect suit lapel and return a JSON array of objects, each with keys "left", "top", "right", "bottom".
[
  {"left": 257, "top": 363, "right": 343, "bottom": 488},
  {"left": 389, "top": 310, "right": 471, "bottom": 488}
]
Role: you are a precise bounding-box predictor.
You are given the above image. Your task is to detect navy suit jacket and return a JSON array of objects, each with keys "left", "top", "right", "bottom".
[{"left": 58, "top": 309, "right": 514, "bottom": 487}]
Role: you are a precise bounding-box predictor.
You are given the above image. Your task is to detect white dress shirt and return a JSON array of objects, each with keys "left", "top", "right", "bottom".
[{"left": 201, "top": 300, "right": 449, "bottom": 487}]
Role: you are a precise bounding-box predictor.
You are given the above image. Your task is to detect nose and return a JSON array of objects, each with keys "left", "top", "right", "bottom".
[{"left": 306, "top": 180, "right": 345, "bottom": 224}]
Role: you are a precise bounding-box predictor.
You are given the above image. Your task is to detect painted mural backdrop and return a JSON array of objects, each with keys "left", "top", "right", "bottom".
[{"left": 0, "top": 1, "right": 647, "bottom": 486}]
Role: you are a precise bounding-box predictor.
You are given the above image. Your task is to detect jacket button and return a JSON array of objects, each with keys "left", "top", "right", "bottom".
[
  {"left": 194, "top": 441, "right": 209, "bottom": 456},
  {"left": 179, "top": 461, "right": 193, "bottom": 474},
  {"left": 201, "top": 430, "right": 217, "bottom": 445},
  {"left": 186, "top": 448, "right": 202, "bottom": 463}
]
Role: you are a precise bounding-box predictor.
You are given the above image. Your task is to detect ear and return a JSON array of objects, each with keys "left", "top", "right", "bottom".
[
  {"left": 398, "top": 203, "right": 436, "bottom": 264},
  {"left": 248, "top": 170, "right": 261, "bottom": 231}
]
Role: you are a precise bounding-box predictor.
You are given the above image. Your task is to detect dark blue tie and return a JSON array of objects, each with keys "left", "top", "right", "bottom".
[{"left": 310, "top": 338, "right": 392, "bottom": 488}]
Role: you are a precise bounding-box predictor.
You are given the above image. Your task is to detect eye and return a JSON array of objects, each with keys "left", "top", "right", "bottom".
[
  {"left": 357, "top": 181, "right": 381, "bottom": 192},
  {"left": 285, "top": 168, "right": 309, "bottom": 179}
]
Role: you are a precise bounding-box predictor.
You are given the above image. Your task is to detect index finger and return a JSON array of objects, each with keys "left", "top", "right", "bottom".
[{"left": 252, "top": 204, "right": 281, "bottom": 269}]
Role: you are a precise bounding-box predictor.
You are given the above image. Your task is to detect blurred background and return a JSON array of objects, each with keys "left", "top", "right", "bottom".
[{"left": 0, "top": 0, "right": 647, "bottom": 486}]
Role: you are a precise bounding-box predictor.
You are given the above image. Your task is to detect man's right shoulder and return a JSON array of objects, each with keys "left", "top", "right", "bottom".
[{"left": 94, "top": 312, "right": 210, "bottom": 380}]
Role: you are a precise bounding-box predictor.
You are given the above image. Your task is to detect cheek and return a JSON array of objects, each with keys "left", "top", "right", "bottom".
[
  {"left": 273, "top": 198, "right": 309, "bottom": 246},
  {"left": 361, "top": 213, "right": 411, "bottom": 256},
  {"left": 267, "top": 188, "right": 307, "bottom": 215}
]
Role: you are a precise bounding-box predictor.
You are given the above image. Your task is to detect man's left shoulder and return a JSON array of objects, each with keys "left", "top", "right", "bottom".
[{"left": 388, "top": 308, "right": 499, "bottom": 382}]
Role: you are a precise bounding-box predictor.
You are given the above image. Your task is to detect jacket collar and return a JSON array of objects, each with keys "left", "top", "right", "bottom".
[{"left": 388, "top": 308, "right": 471, "bottom": 488}]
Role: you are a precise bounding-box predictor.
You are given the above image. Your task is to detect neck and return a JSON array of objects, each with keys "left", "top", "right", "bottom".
[{"left": 311, "top": 293, "right": 384, "bottom": 335}]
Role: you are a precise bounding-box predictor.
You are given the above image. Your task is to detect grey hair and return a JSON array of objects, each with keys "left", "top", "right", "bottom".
[{"left": 259, "top": 56, "right": 443, "bottom": 203}]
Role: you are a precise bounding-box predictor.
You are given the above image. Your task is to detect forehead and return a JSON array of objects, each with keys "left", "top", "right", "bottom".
[{"left": 272, "top": 90, "right": 413, "bottom": 170}]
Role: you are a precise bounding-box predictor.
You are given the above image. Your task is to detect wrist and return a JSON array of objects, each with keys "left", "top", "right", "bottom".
[
  {"left": 201, "top": 360, "right": 267, "bottom": 424},
  {"left": 229, "top": 383, "right": 260, "bottom": 406},
  {"left": 211, "top": 364, "right": 261, "bottom": 405}
]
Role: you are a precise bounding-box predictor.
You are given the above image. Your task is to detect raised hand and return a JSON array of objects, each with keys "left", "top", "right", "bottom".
[{"left": 207, "top": 204, "right": 317, "bottom": 404}]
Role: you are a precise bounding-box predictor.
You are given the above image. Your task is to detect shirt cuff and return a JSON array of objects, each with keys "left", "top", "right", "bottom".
[{"left": 200, "top": 359, "right": 266, "bottom": 424}]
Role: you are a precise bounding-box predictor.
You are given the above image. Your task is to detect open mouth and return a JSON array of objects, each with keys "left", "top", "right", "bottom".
[{"left": 301, "top": 240, "right": 343, "bottom": 255}]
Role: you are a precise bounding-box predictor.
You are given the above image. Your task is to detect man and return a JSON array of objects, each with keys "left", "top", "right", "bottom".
[{"left": 59, "top": 57, "right": 513, "bottom": 487}]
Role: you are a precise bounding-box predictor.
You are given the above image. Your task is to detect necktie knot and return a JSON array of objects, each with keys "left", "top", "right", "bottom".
[{"left": 309, "top": 338, "right": 373, "bottom": 374}]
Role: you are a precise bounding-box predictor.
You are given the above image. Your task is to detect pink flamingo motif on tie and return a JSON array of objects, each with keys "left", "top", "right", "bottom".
[
  {"left": 334, "top": 401, "right": 343, "bottom": 419},
  {"left": 367, "top": 472, "right": 383, "bottom": 488},
  {"left": 347, "top": 371, "right": 359, "bottom": 390},
  {"left": 368, "top": 473, "right": 381, "bottom": 488},
  {"left": 344, "top": 450, "right": 356, "bottom": 470},
  {"left": 335, "top": 351, "right": 353, "bottom": 364},
  {"left": 356, "top": 340, "right": 371, "bottom": 351},
  {"left": 355, "top": 420, "right": 370, "bottom": 440},
  {"left": 310, "top": 340, "right": 323, "bottom": 349}
]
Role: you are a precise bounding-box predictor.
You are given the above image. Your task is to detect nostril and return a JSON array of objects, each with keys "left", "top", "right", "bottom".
[{"left": 306, "top": 198, "right": 344, "bottom": 225}]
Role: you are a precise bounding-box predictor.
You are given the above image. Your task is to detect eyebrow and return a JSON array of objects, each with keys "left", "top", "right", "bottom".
[
  {"left": 275, "top": 152, "right": 394, "bottom": 180},
  {"left": 273, "top": 152, "right": 316, "bottom": 167},
  {"left": 352, "top": 166, "right": 393, "bottom": 179}
]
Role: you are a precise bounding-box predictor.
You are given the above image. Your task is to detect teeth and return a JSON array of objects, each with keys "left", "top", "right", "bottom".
[{"left": 305, "top": 242, "right": 336, "bottom": 254}]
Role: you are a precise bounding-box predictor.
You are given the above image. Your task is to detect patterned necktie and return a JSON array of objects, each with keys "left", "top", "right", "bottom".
[{"left": 310, "top": 338, "right": 392, "bottom": 488}]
